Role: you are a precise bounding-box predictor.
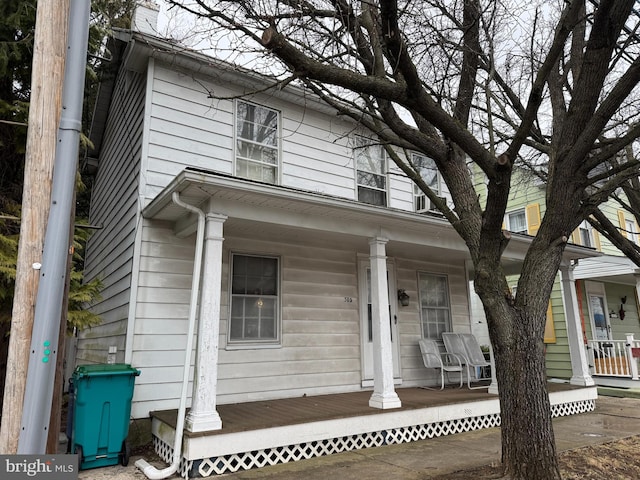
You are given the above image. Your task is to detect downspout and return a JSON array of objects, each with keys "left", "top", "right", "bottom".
[{"left": 136, "top": 192, "right": 204, "bottom": 479}]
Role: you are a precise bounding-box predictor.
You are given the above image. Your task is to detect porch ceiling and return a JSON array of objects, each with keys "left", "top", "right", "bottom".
[{"left": 142, "top": 168, "right": 599, "bottom": 274}]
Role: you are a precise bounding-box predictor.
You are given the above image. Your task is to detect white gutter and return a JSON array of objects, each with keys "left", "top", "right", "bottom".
[{"left": 135, "top": 192, "right": 204, "bottom": 479}]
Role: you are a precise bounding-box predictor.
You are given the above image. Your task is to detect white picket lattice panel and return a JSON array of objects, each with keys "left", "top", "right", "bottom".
[
  {"left": 551, "top": 398, "right": 595, "bottom": 417},
  {"left": 152, "top": 399, "right": 595, "bottom": 478},
  {"left": 153, "top": 436, "right": 192, "bottom": 478}
]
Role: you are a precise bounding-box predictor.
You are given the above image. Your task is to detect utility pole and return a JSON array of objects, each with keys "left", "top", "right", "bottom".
[
  {"left": 18, "top": 0, "right": 91, "bottom": 454},
  {"left": 0, "top": 0, "right": 69, "bottom": 454}
]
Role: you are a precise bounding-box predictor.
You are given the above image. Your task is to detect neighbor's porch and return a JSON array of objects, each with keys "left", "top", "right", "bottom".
[
  {"left": 588, "top": 335, "right": 640, "bottom": 388},
  {"left": 149, "top": 384, "right": 597, "bottom": 478}
]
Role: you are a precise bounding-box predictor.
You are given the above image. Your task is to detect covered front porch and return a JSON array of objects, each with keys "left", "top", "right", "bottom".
[
  {"left": 572, "top": 255, "right": 640, "bottom": 389},
  {"left": 135, "top": 169, "right": 602, "bottom": 477},
  {"left": 149, "top": 384, "right": 597, "bottom": 478}
]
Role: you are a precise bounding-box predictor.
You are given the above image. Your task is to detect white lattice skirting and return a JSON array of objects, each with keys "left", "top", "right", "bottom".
[{"left": 152, "top": 398, "right": 595, "bottom": 478}]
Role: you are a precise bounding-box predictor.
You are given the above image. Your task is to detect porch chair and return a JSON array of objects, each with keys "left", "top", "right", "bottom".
[
  {"left": 418, "top": 339, "right": 463, "bottom": 390},
  {"left": 442, "top": 333, "right": 491, "bottom": 389}
]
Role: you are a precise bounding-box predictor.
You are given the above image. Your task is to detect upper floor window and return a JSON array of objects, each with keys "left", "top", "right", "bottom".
[
  {"left": 578, "top": 220, "right": 594, "bottom": 248},
  {"left": 355, "top": 136, "right": 387, "bottom": 206},
  {"left": 418, "top": 272, "right": 451, "bottom": 340},
  {"left": 411, "top": 152, "right": 440, "bottom": 212},
  {"left": 626, "top": 218, "right": 638, "bottom": 244},
  {"left": 229, "top": 254, "right": 280, "bottom": 345},
  {"left": 235, "top": 101, "right": 279, "bottom": 184},
  {"left": 505, "top": 209, "right": 527, "bottom": 234}
]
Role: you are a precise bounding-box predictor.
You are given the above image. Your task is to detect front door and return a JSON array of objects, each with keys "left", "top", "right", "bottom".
[
  {"left": 585, "top": 282, "right": 612, "bottom": 342},
  {"left": 589, "top": 294, "right": 612, "bottom": 341},
  {"left": 358, "top": 258, "right": 401, "bottom": 385}
]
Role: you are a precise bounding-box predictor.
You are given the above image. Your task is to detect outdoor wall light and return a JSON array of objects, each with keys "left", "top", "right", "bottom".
[{"left": 398, "top": 289, "right": 410, "bottom": 307}]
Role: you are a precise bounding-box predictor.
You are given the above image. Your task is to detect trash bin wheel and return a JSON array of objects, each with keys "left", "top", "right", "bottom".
[
  {"left": 120, "top": 440, "right": 131, "bottom": 466},
  {"left": 74, "top": 445, "right": 83, "bottom": 467}
]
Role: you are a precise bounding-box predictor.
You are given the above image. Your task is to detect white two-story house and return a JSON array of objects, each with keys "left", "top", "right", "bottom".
[{"left": 78, "top": 6, "right": 600, "bottom": 477}]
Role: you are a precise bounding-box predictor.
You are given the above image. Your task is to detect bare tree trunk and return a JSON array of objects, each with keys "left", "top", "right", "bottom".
[
  {"left": 497, "top": 312, "right": 561, "bottom": 479},
  {"left": 475, "top": 194, "right": 572, "bottom": 479}
]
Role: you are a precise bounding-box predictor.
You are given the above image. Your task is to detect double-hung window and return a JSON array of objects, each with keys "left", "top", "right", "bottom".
[
  {"left": 229, "top": 254, "right": 279, "bottom": 344},
  {"left": 355, "top": 137, "right": 387, "bottom": 206},
  {"left": 418, "top": 272, "right": 452, "bottom": 340},
  {"left": 578, "top": 220, "right": 594, "bottom": 248},
  {"left": 505, "top": 209, "right": 527, "bottom": 234},
  {"left": 411, "top": 152, "right": 440, "bottom": 212},
  {"left": 626, "top": 218, "right": 638, "bottom": 244},
  {"left": 235, "top": 101, "right": 279, "bottom": 184}
]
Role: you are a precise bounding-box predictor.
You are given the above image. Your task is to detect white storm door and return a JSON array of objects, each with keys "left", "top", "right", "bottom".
[
  {"left": 585, "top": 282, "right": 612, "bottom": 342},
  {"left": 359, "top": 258, "right": 401, "bottom": 384},
  {"left": 588, "top": 294, "right": 612, "bottom": 341}
]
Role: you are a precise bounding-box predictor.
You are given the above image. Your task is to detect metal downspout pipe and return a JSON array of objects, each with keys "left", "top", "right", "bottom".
[{"left": 135, "top": 192, "right": 205, "bottom": 479}]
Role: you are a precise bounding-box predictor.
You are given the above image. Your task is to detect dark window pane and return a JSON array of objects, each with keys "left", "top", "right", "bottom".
[
  {"left": 358, "top": 187, "right": 386, "bottom": 206},
  {"left": 230, "top": 254, "right": 279, "bottom": 343}
]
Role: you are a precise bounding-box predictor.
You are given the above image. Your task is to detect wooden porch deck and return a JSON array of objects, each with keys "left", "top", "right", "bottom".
[
  {"left": 149, "top": 383, "right": 597, "bottom": 477},
  {"left": 152, "top": 382, "right": 583, "bottom": 437}
]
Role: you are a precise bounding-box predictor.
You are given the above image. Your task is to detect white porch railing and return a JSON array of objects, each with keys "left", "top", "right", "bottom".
[{"left": 587, "top": 334, "right": 640, "bottom": 380}]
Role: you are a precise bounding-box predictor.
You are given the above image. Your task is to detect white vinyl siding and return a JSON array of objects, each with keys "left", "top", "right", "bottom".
[
  {"left": 128, "top": 224, "right": 471, "bottom": 416},
  {"left": 145, "top": 65, "right": 358, "bottom": 202},
  {"left": 80, "top": 70, "right": 146, "bottom": 364},
  {"left": 144, "top": 65, "right": 431, "bottom": 211}
]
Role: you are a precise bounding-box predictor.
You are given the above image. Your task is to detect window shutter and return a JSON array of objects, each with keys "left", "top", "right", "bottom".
[
  {"left": 593, "top": 230, "right": 602, "bottom": 251},
  {"left": 571, "top": 230, "right": 581, "bottom": 244},
  {"left": 544, "top": 301, "right": 556, "bottom": 343},
  {"left": 618, "top": 210, "right": 628, "bottom": 237},
  {"left": 526, "top": 203, "right": 541, "bottom": 235}
]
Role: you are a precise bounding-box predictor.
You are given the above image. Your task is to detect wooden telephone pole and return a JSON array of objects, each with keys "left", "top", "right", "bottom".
[{"left": 0, "top": 0, "right": 69, "bottom": 453}]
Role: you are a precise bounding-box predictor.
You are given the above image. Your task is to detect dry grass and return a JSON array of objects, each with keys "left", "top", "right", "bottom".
[{"left": 431, "top": 435, "right": 640, "bottom": 479}]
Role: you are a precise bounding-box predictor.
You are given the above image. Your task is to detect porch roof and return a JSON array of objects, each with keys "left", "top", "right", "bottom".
[
  {"left": 572, "top": 254, "right": 640, "bottom": 284},
  {"left": 142, "top": 168, "right": 600, "bottom": 275}
]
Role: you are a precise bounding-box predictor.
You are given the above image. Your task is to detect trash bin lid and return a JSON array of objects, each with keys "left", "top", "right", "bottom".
[{"left": 74, "top": 363, "right": 141, "bottom": 378}]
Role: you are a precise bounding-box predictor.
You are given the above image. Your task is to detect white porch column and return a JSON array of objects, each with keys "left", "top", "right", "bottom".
[
  {"left": 368, "top": 237, "right": 401, "bottom": 409},
  {"left": 186, "top": 213, "right": 227, "bottom": 432},
  {"left": 625, "top": 333, "right": 639, "bottom": 380},
  {"left": 559, "top": 264, "right": 595, "bottom": 386}
]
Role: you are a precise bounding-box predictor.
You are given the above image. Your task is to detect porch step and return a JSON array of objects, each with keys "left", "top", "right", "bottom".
[{"left": 598, "top": 386, "right": 640, "bottom": 399}]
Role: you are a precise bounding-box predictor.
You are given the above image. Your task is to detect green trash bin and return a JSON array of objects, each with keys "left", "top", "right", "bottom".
[{"left": 70, "top": 363, "right": 141, "bottom": 470}]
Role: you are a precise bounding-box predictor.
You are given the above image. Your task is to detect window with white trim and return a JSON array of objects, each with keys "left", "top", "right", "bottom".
[
  {"left": 578, "top": 220, "right": 595, "bottom": 247},
  {"left": 411, "top": 152, "right": 440, "bottom": 212},
  {"left": 229, "top": 254, "right": 279, "bottom": 344},
  {"left": 505, "top": 209, "right": 527, "bottom": 234},
  {"left": 418, "top": 272, "right": 451, "bottom": 340},
  {"left": 626, "top": 218, "right": 638, "bottom": 244},
  {"left": 235, "top": 101, "right": 279, "bottom": 184},
  {"left": 355, "top": 136, "right": 387, "bottom": 206}
]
